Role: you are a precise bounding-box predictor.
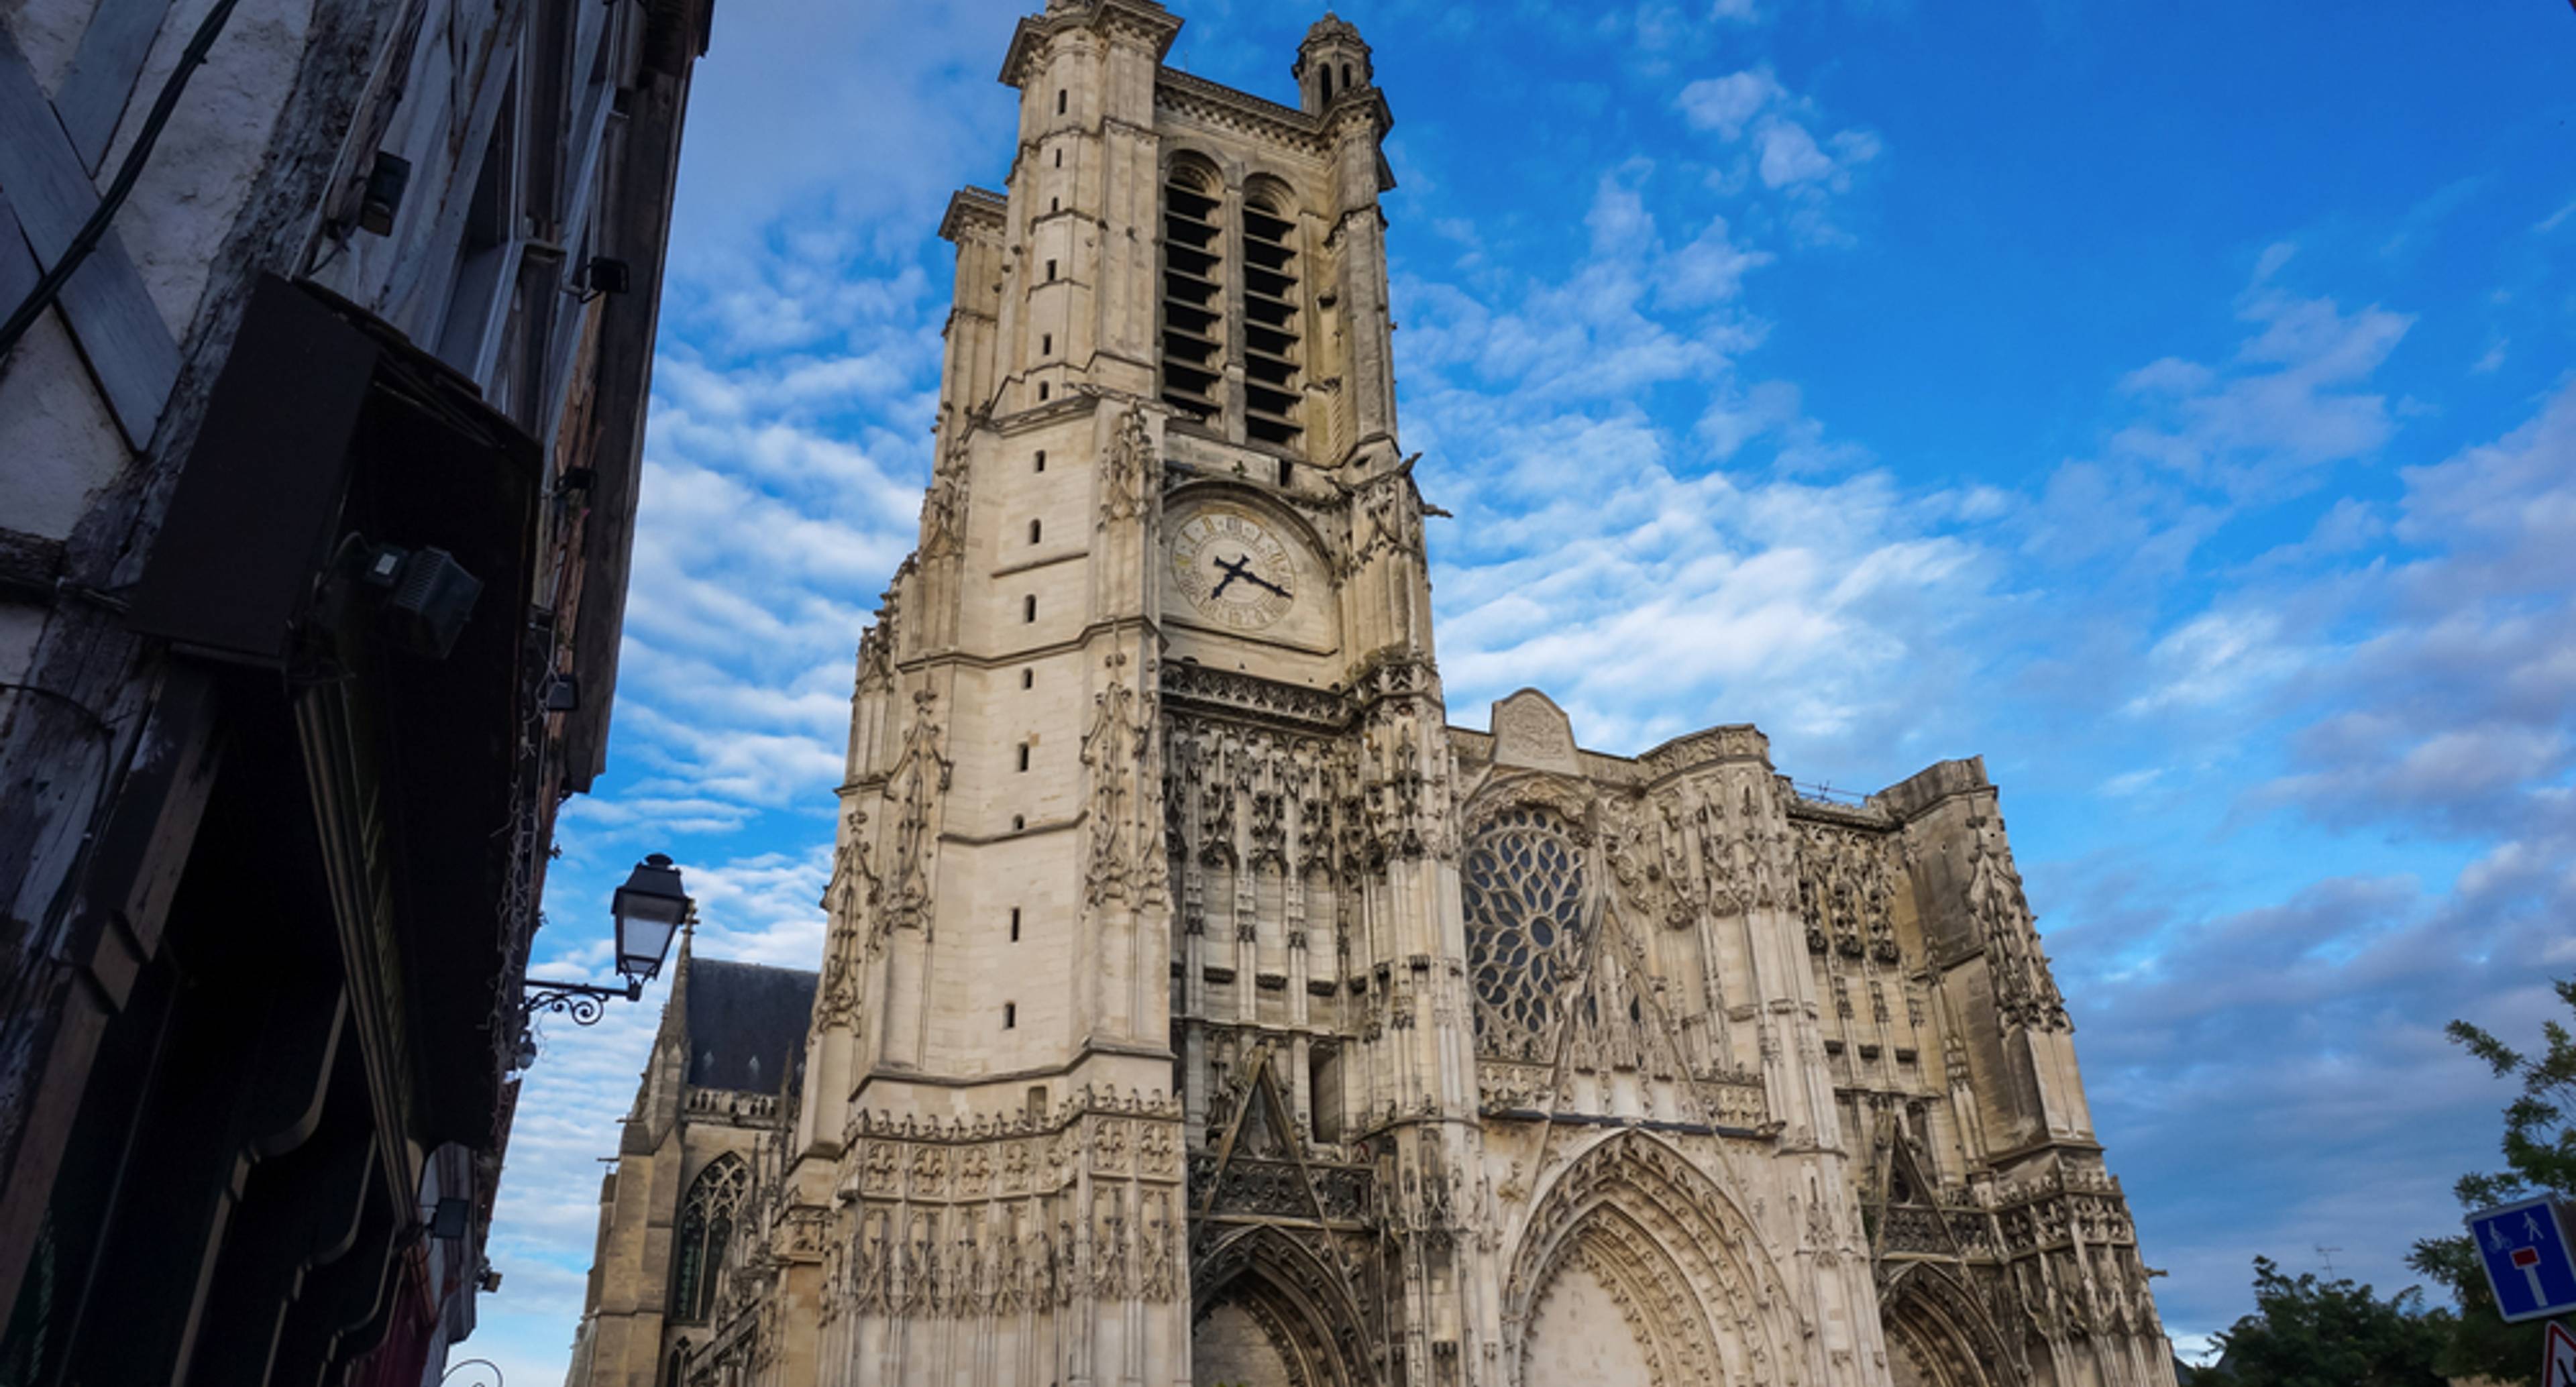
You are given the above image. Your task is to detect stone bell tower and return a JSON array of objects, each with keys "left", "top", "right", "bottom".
[
  {"left": 595, "top": 7, "right": 2177, "bottom": 1387},
  {"left": 785, "top": 4, "right": 1492, "bottom": 1385}
]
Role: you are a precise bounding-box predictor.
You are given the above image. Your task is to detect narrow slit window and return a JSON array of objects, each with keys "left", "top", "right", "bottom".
[
  {"left": 1018, "top": 743, "right": 1030, "bottom": 772},
  {"left": 1010, "top": 907, "right": 1022, "bottom": 942},
  {"left": 1036, "top": 382, "right": 1049, "bottom": 401},
  {"left": 1241, "top": 190, "right": 1303, "bottom": 447},
  {"left": 1309, "top": 1046, "right": 1343, "bottom": 1144},
  {"left": 1054, "top": 149, "right": 1063, "bottom": 168},
  {"left": 1012, "top": 814, "right": 1026, "bottom": 831},
  {"left": 1040, "top": 333, "right": 1052, "bottom": 355},
  {"left": 1029, "top": 518, "right": 1042, "bottom": 543},
  {"left": 1049, "top": 197, "right": 1059, "bottom": 213},
  {"left": 1004, "top": 1002, "right": 1017, "bottom": 1029},
  {"left": 1034, "top": 449, "right": 1046, "bottom": 472},
  {"left": 1024, "top": 594, "right": 1037, "bottom": 622},
  {"left": 1021, "top": 667, "right": 1034, "bottom": 689},
  {"left": 1045, "top": 258, "right": 1057, "bottom": 282},
  {"left": 1055, "top": 90, "right": 1066, "bottom": 115}
]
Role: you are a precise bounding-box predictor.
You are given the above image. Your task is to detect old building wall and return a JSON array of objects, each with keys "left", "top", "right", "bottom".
[{"left": 1, "top": 0, "right": 714, "bottom": 1372}]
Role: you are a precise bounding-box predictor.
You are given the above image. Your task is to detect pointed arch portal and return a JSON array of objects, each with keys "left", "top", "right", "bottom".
[
  {"left": 1880, "top": 1263, "right": 2013, "bottom": 1387},
  {"left": 1505, "top": 1130, "right": 1802, "bottom": 1387},
  {"left": 1190, "top": 1225, "right": 1373, "bottom": 1387}
]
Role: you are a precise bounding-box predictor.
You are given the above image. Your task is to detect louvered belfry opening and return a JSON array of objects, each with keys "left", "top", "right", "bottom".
[
  {"left": 1240, "top": 189, "right": 1303, "bottom": 448},
  {"left": 1160, "top": 164, "right": 1225, "bottom": 420}
]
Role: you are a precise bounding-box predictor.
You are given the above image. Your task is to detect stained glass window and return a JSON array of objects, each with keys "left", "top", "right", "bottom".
[
  {"left": 672, "top": 1152, "right": 750, "bottom": 1323},
  {"left": 1463, "top": 807, "right": 1589, "bottom": 1058}
]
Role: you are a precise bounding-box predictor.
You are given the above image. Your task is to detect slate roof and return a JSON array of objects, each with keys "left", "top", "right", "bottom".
[{"left": 684, "top": 958, "right": 817, "bottom": 1094}]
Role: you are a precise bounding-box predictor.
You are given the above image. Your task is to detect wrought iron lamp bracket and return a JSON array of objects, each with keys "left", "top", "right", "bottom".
[{"left": 521, "top": 977, "right": 644, "bottom": 1027}]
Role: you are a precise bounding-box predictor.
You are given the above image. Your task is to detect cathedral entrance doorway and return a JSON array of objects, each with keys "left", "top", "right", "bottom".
[
  {"left": 1189, "top": 1227, "right": 1373, "bottom": 1387},
  {"left": 1880, "top": 1265, "right": 2010, "bottom": 1387},
  {"left": 1521, "top": 1245, "right": 1660, "bottom": 1384},
  {"left": 1504, "top": 1131, "right": 1801, "bottom": 1387}
]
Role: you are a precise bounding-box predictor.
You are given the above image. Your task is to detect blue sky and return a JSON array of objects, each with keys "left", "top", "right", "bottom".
[{"left": 471, "top": 1, "right": 2576, "bottom": 1378}]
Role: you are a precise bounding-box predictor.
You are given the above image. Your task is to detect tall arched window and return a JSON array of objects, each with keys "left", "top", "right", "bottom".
[
  {"left": 1159, "top": 162, "right": 1224, "bottom": 419},
  {"left": 671, "top": 1152, "right": 750, "bottom": 1323},
  {"left": 1463, "top": 807, "right": 1589, "bottom": 1060},
  {"left": 1240, "top": 186, "right": 1303, "bottom": 449},
  {"left": 1161, "top": 164, "right": 1307, "bottom": 449}
]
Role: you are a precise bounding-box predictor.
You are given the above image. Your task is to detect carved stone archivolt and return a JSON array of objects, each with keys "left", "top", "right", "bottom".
[
  {"left": 1192, "top": 1224, "right": 1379, "bottom": 1387},
  {"left": 1880, "top": 1263, "right": 2013, "bottom": 1387},
  {"left": 1503, "top": 1131, "right": 1802, "bottom": 1387}
]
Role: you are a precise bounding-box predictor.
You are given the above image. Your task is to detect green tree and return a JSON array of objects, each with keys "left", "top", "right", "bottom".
[
  {"left": 2181, "top": 1257, "right": 2451, "bottom": 1387},
  {"left": 2404, "top": 976, "right": 2576, "bottom": 1386}
]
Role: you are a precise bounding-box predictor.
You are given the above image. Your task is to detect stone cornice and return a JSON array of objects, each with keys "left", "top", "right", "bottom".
[
  {"left": 1000, "top": 0, "right": 1181, "bottom": 88},
  {"left": 1635, "top": 723, "right": 1772, "bottom": 778},
  {"left": 938, "top": 186, "right": 1007, "bottom": 243},
  {"left": 1784, "top": 795, "right": 1891, "bottom": 832},
  {"left": 1163, "top": 663, "right": 1351, "bottom": 732},
  {"left": 1155, "top": 67, "right": 1328, "bottom": 157}
]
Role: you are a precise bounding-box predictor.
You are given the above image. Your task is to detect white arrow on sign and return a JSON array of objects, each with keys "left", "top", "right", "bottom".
[{"left": 2546, "top": 1321, "right": 2576, "bottom": 1387}]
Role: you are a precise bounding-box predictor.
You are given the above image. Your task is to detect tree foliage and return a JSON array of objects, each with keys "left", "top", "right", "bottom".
[
  {"left": 2180, "top": 1256, "right": 2450, "bottom": 1387},
  {"left": 2404, "top": 976, "right": 2576, "bottom": 1386}
]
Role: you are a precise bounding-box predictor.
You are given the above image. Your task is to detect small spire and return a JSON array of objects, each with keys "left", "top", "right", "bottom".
[
  {"left": 1293, "top": 11, "right": 1373, "bottom": 116},
  {"left": 655, "top": 924, "right": 698, "bottom": 1053}
]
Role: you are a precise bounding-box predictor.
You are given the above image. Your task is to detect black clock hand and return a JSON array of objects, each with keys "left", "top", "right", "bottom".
[
  {"left": 1213, "top": 554, "right": 1293, "bottom": 601},
  {"left": 1240, "top": 568, "right": 1291, "bottom": 599}
]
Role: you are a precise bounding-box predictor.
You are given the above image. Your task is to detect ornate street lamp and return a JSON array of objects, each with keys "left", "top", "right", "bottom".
[
  {"left": 523, "top": 853, "right": 691, "bottom": 1028},
  {"left": 610, "top": 852, "right": 688, "bottom": 986}
]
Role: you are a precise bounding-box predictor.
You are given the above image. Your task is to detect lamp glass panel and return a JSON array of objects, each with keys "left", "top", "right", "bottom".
[{"left": 616, "top": 913, "right": 677, "bottom": 979}]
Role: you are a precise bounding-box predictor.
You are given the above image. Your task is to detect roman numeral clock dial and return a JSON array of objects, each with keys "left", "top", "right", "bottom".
[{"left": 1170, "top": 506, "right": 1297, "bottom": 632}]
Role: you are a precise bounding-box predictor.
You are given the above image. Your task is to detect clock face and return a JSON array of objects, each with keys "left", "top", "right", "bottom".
[{"left": 1170, "top": 506, "right": 1298, "bottom": 632}]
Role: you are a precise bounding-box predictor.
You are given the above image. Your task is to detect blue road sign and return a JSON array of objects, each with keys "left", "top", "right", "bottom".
[{"left": 2468, "top": 1197, "right": 2576, "bottom": 1324}]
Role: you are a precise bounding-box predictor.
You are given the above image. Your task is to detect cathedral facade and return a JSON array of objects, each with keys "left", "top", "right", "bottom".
[{"left": 564, "top": 4, "right": 2176, "bottom": 1385}]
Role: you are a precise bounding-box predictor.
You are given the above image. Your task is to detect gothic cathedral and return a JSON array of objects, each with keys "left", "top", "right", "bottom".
[{"left": 564, "top": 5, "right": 2177, "bottom": 1386}]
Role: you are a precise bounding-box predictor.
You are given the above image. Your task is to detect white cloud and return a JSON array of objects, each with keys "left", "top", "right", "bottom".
[
  {"left": 1676, "top": 68, "right": 1784, "bottom": 140},
  {"left": 1673, "top": 64, "right": 1878, "bottom": 240},
  {"left": 2123, "top": 609, "right": 2301, "bottom": 714},
  {"left": 1755, "top": 119, "right": 1835, "bottom": 188}
]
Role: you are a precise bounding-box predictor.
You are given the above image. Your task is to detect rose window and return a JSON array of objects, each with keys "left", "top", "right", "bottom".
[{"left": 1464, "top": 807, "right": 1589, "bottom": 1058}]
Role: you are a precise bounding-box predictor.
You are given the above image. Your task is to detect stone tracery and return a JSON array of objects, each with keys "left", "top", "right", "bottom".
[{"left": 1462, "top": 806, "right": 1589, "bottom": 1060}]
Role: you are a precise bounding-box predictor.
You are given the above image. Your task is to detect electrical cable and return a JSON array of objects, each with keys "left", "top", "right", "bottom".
[
  {"left": 0, "top": 0, "right": 245, "bottom": 360},
  {"left": 0, "top": 679, "right": 113, "bottom": 736}
]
